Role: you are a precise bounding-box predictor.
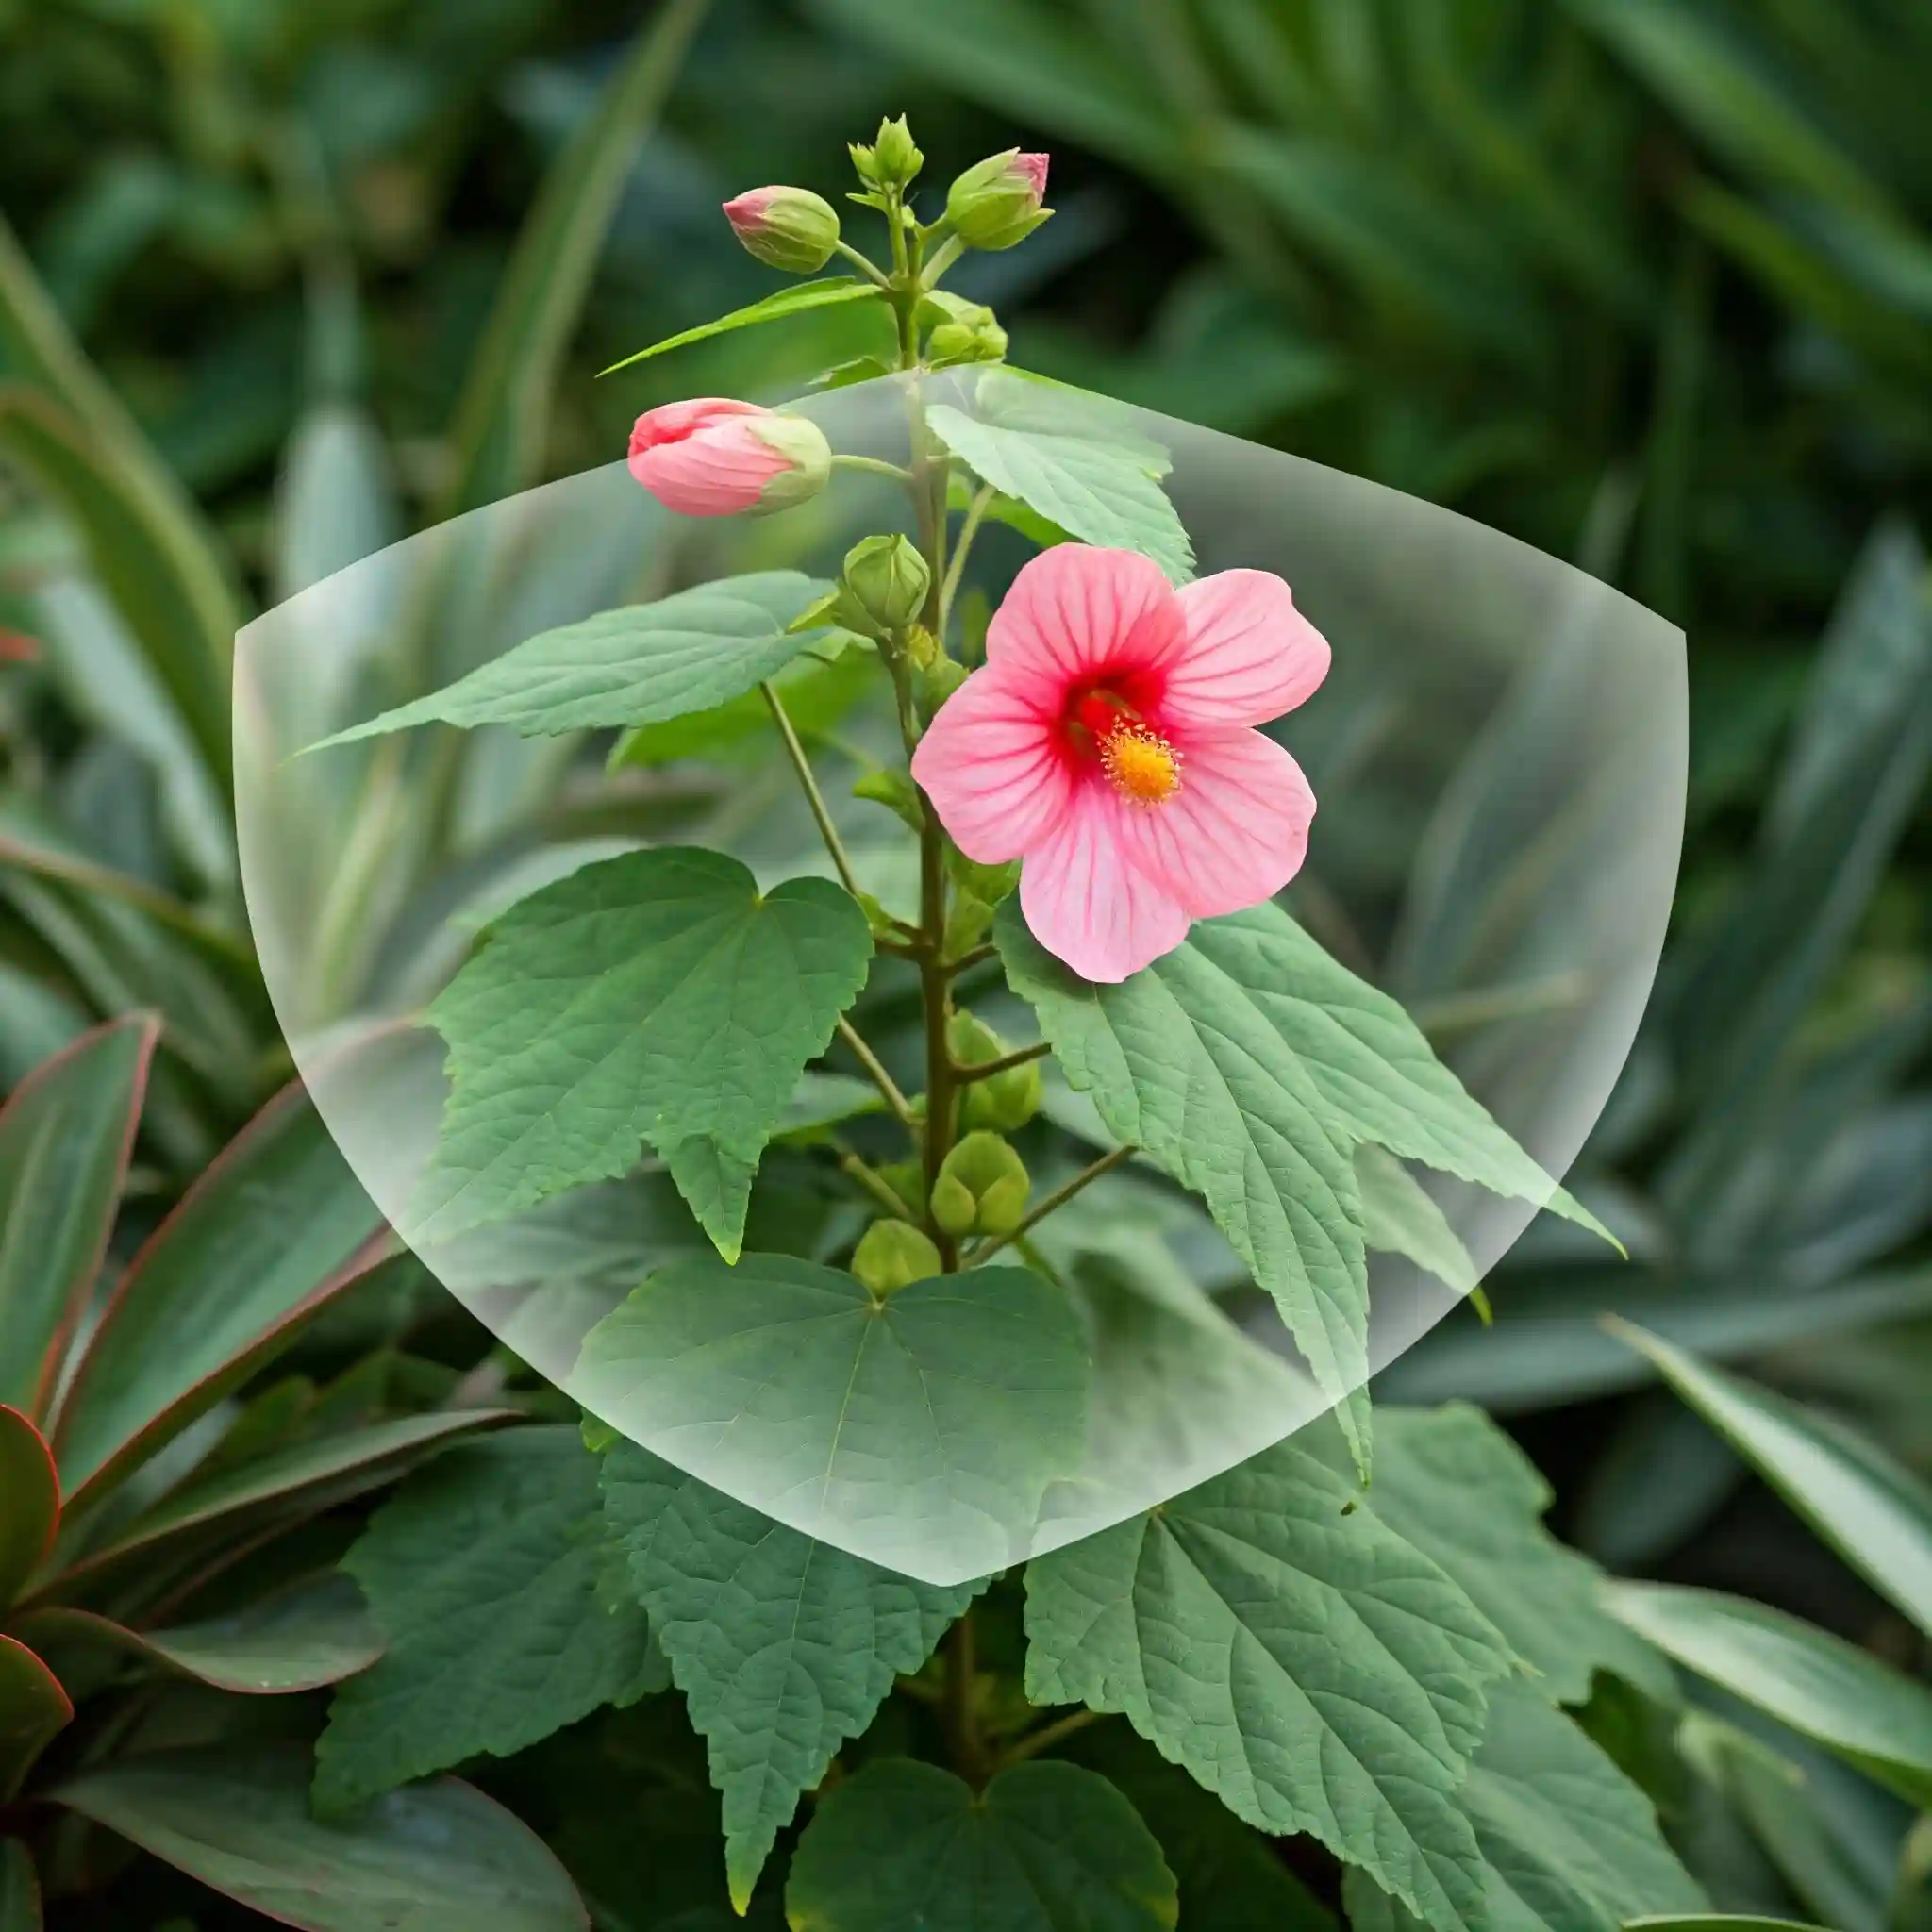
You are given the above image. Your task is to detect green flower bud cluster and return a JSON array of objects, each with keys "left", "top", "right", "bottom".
[
  {"left": 850, "top": 116, "right": 923, "bottom": 192},
  {"left": 851, "top": 1218, "right": 941, "bottom": 1296},
  {"left": 919, "top": 291, "right": 1008, "bottom": 369},
  {"left": 950, "top": 1011, "right": 1043, "bottom": 1133},
  {"left": 838, "top": 534, "right": 931, "bottom": 636},
  {"left": 931, "top": 1131, "right": 1030, "bottom": 1239}
]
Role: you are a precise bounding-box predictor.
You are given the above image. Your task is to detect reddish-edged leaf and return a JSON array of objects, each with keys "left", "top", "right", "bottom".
[
  {"left": 55, "top": 1744, "right": 588, "bottom": 1931},
  {"left": 0, "top": 1637, "right": 70, "bottom": 1802},
  {"left": 43, "top": 1409, "right": 515, "bottom": 1605},
  {"left": 0, "top": 1837, "right": 41, "bottom": 1931},
  {"left": 52, "top": 1078, "right": 390, "bottom": 1511},
  {"left": 19, "top": 1573, "right": 382, "bottom": 1697},
  {"left": 0, "top": 1408, "right": 57, "bottom": 1611},
  {"left": 0, "top": 1015, "right": 156, "bottom": 1417}
]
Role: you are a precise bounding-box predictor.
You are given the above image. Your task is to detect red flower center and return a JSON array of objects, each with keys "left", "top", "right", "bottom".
[{"left": 1068, "top": 690, "right": 1182, "bottom": 807}]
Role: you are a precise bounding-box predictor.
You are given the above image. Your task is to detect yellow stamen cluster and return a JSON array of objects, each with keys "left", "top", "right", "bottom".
[{"left": 1100, "top": 724, "right": 1182, "bottom": 807}]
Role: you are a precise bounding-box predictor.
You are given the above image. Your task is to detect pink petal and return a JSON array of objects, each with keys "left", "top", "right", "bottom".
[
  {"left": 1115, "top": 727, "right": 1315, "bottom": 918},
  {"left": 984, "top": 545, "right": 1181, "bottom": 691},
  {"left": 910, "top": 666, "right": 1074, "bottom": 863},
  {"left": 629, "top": 397, "right": 766, "bottom": 455},
  {"left": 1019, "top": 786, "right": 1191, "bottom": 982},
  {"left": 1158, "top": 570, "right": 1331, "bottom": 729},
  {"left": 630, "top": 419, "right": 789, "bottom": 516}
]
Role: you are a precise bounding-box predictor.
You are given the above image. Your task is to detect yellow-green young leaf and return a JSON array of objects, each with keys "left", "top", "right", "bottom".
[
  {"left": 315, "top": 1429, "right": 662, "bottom": 1816},
  {"left": 311, "top": 573, "right": 830, "bottom": 750},
  {"left": 928, "top": 369, "right": 1194, "bottom": 584},
  {"left": 784, "top": 1758, "right": 1178, "bottom": 1931},
  {"left": 996, "top": 900, "right": 1369, "bottom": 1474},
  {"left": 597, "top": 278, "right": 888, "bottom": 376},
  {"left": 0, "top": 1015, "right": 154, "bottom": 1417},
  {"left": 413, "top": 849, "right": 872, "bottom": 1256},
  {"left": 578, "top": 1255, "right": 1089, "bottom": 1585},
  {"left": 1339, "top": 1680, "right": 1704, "bottom": 1932},
  {"left": 1608, "top": 1582, "right": 1932, "bottom": 1807},
  {"left": 440, "top": 0, "right": 708, "bottom": 516},
  {"left": 1023, "top": 1438, "right": 1516, "bottom": 1932},
  {"left": 55, "top": 1745, "right": 586, "bottom": 1931},
  {"left": 599, "top": 1442, "right": 983, "bottom": 1911},
  {"left": 1368, "top": 1405, "right": 1656, "bottom": 1707}
]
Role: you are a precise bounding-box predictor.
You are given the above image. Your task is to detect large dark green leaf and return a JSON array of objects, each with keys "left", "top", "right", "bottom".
[
  {"left": 578, "top": 1255, "right": 1088, "bottom": 1584},
  {"left": 413, "top": 848, "right": 873, "bottom": 1255},
  {"left": 441, "top": 0, "right": 708, "bottom": 514},
  {"left": 0, "top": 1408, "right": 58, "bottom": 1611},
  {"left": 1608, "top": 1583, "right": 1932, "bottom": 1807},
  {"left": 314, "top": 572, "right": 831, "bottom": 749},
  {"left": 601, "top": 1441, "right": 980, "bottom": 1909},
  {"left": 316, "top": 1429, "right": 660, "bottom": 1814},
  {"left": 1341, "top": 1679, "right": 1703, "bottom": 1932},
  {"left": 0, "top": 1015, "right": 154, "bottom": 1417},
  {"left": 51, "top": 1080, "right": 388, "bottom": 1509},
  {"left": 1614, "top": 1324, "right": 1932, "bottom": 1640},
  {"left": 784, "top": 1757, "right": 1178, "bottom": 1931},
  {"left": 0, "top": 1638, "right": 69, "bottom": 1802},
  {"left": 1024, "top": 1437, "right": 1515, "bottom": 1932},
  {"left": 55, "top": 1745, "right": 588, "bottom": 1931}
]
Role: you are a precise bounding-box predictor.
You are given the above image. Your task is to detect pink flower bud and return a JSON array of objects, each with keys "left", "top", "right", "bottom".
[
  {"left": 721, "top": 185, "right": 841, "bottom": 275},
  {"left": 945, "top": 149, "right": 1052, "bottom": 252},
  {"left": 627, "top": 400, "right": 831, "bottom": 518}
]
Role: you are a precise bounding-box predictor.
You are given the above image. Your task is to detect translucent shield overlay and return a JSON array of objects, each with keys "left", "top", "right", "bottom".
[{"left": 236, "top": 373, "right": 1684, "bottom": 1584}]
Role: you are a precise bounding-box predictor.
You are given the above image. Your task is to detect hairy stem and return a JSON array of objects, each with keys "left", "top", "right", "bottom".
[{"left": 968, "top": 1145, "right": 1136, "bottom": 1264}]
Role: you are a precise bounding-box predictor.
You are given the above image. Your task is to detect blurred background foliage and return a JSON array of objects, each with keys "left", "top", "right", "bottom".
[{"left": 0, "top": 0, "right": 1929, "bottom": 1926}]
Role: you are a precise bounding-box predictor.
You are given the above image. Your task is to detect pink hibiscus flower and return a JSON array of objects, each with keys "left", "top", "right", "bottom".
[
  {"left": 627, "top": 400, "right": 830, "bottom": 517},
  {"left": 911, "top": 545, "right": 1328, "bottom": 982}
]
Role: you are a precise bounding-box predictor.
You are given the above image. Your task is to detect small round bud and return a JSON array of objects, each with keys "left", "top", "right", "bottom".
[
  {"left": 841, "top": 534, "right": 931, "bottom": 632},
  {"left": 932, "top": 1131, "right": 1030, "bottom": 1238},
  {"left": 920, "top": 291, "right": 1008, "bottom": 368},
  {"left": 852, "top": 1219, "right": 941, "bottom": 1295},
  {"left": 951, "top": 1012, "right": 1043, "bottom": 1134},
  {"left": 945, "top": 150, "right": 1051, "bottom": 252},
  {"left": 723, "top": 186, "right": 841, "bottom": 274}
]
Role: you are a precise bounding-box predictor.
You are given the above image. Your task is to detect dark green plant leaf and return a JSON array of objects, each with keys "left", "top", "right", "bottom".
[
  {"left": 0, "top": 1015, "right": 154, "bottom": 1417},
  {"left": 1340, "top": 1679, "right": 1703, "bottom": 1932},
  {"left": 598, "top": 279, "right": 888, "bottom": 376},
  {"left": 441, "top": 0, "right": 708, "bottom": 516},
  {"left": 313, "top": 572, "right": 832, "bottom": 750},
  {"left": 784, "top": 1757, "right": 1178, "bottom": 1930},
  {"left": 50, "top": 1080, "right": 388, "bottom": 1509},
  {"left": 928, "top": 369, "right": 1194, "bottom": 583},
  {"left": 1623, "top": 1920, "right": 1832, "bottom": 1932},
  {"left": 413, "top": 848, "right": 873, "bottom": 1255},
  {"left": 601, "top": 1441, "right": 982, "bottom": 1910},
  {"left": 578, "top": 1255, "right": 1088, "bottom": 1584},
  {"left": 0, "top": 1839, "right": 38, "bottom": 1932},
  {"left": 1608, "top": 1583, "right": 1932, "bottom": 1807},
  {"left": 1611, "top": 1324, "right": 1932, "bottom": 1640},
  {"left": 0, "top": 1638, "right": 69, "bottom": 1802},
  {"left": 50, "top": 1409, "right": 515, "bottom": 1600},
  {"left": 1370, "top": 1404, "right": 1646, "bottom": 1706},
  {"left": 315, "top": 1429, "right": 661, "bottom": 1815},
  {"left": 23, "top": 1573, "right": 381, "bottom": 1695},
  {"left": 55, "top": 1744, "right": 588, "bottom": 1931},
  {"left": 1024, "top": 1436, "right": 1515, "bottom": 1932},
  {"left": 0, "top": 1408, "right": 57, "bottom": 1611}
]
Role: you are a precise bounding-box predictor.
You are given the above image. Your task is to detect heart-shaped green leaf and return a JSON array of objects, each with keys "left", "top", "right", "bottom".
[
  {"left": 54, "top": 1745, "right": 587, "bottom": 1931},
  {"left": 0, "top": 1015, "right": 154, "bottom": 1417},
  {"left": 0, "top": 1408, "right": 57, "bottom": 1611},
  {"left": 785, "top": 1757, "right": 1178, "bottom": 1931},
  {"left": 414, "top": 848, "right": 874, "bottom": 1257},
  {"left": 600, "top": 1441, "right": 982, "bottom": 1909},
  {"left": 311, "top": 573, "right": 832, "bottom": 749},
  {"left": 577, "top": 1254, "right": 1089, "bottom": 1583}
]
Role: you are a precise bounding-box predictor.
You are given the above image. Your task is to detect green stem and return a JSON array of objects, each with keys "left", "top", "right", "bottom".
[
  {"left": 835, "top": 1016, "right": 920, "bottom": 1135},
  {"left": 831, "top": 452, "right": 913, "bottom": 482},
  {"left": 997, "top": 1707, "right": 1102, "bottom": 1769},
  {"left": 952, "top": 1039, "right": 1049, "bottom": 1085},
  {"left": 833, "top": 239, "right": 891, "bottom": 288},
  {"left": 967, "top": 1145, "right": 1136, "bottom": 1264},
  {"left": 838, "top": 1146, "right": 916, "bottom": 1219},
  {"left": 761, "top": 679, "right": 861, "bottom": 900},
  {"left": 942, "top": 1610, "right": 988, "bottom": 1786},
  {"left": 939, "top": 482, "right": 993, "bottom": 641}
]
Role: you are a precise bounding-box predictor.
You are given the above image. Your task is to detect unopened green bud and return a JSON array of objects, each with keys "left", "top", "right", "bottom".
[
  {"left": 920, "top": 291, "right": 1008, "bottom": 368},
  {"left": 931, "top": 1131, "right": 1030, "bottom": 1238},
  {"left": 852, "top": 1218, "right": 941, "bottom": 1295},
  {"left": 951, "top": 1012, "right": 1044, "bottom": 1133},
  {"left": 841, "top": 534, "right": 930, "bottom": 633},
  {"left": 744, "top": 414, "right": 832, "bottom": 515},
  {"left": 723, "top": 186, "right": 841, "bottom": 275},
  {"left": 877, "top": 1159, "right": 926, "bottom": 1219},
  {"left": 850, "top": 115, "right": 923, "bottom": 192},
  {"left": 945, "top": 149, "right": 1051, "bottom": 252}
]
